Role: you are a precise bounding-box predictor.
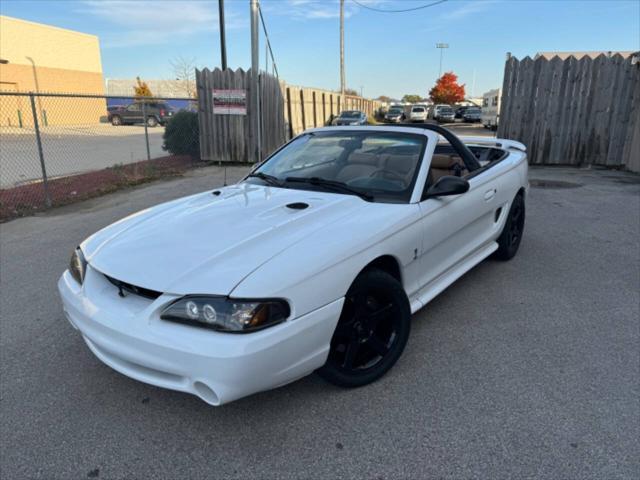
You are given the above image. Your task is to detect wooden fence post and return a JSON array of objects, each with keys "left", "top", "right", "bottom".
[
  {"left": 300, "top": 89, "right": 306, "bottom": 130},
  {"left": 286, "top": 87, "right": 293, "bottom": 139},
  {"left": 312, "top": 91, "right": 317, "bottom": 127}
]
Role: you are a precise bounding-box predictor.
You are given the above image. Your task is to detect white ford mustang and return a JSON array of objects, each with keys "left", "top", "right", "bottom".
[{"left": 58, "top": 125, "right": 528, "bottom": 406}]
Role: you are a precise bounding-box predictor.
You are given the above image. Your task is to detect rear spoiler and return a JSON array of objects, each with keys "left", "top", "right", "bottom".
[{"left": 458, "top": 136, "right": 527, "bottom": 152}]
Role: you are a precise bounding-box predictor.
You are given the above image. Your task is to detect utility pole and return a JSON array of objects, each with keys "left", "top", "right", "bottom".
[
  {"left": 436, "top": 43, "right": 449, "bottom": 78},
  {"left": 340, "top": 0, "right": 345, "bottom": 96},
  {"left": 250, "top": 0, "right": 261, "bottom": 162},
  {"left": 219, "top": 0, "right": 227, "bottom": 69}
]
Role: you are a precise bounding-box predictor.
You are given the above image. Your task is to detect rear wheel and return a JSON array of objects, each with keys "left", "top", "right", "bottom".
[
  {"left": 111, "top": 115, "right": 122, "bottom": 126},
  {"left": 317, "top": 269, "right": 411, "bottom": 387},
  {"left": 146, "top": 116, "right": 158, "bottom": 127},
  {"left": 495, "top": 193, "right": 525, "bottom": 260}
]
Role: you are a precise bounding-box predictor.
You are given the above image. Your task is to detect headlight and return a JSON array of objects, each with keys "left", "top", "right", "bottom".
[
  {"left": 69, "top": 248, "right": 87, "bottom": 285},
  {"left": 160, "top": 296, "right": 290, "bottom": 333}
]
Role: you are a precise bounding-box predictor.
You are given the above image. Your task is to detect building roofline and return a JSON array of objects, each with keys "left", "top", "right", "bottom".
[{"left": 0, "top": 15, "right": 99, "bottom": 40}]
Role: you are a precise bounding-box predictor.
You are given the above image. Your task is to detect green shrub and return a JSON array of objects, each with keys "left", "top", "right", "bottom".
[{"left": 162, "top": 111, "right": 200, "bottom": 158}]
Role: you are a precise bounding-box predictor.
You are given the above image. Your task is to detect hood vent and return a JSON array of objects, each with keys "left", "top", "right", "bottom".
[{"left": 286, "top": 202, "right": 309, "bottom": 210}]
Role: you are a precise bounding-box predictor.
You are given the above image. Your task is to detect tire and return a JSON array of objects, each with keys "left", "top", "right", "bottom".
[
  {"left": 495, "top": 193, "right": 525, "bottom": 260},
  {"left": 146, "top": 116, "right": 158, "bottom": 127},
  {"left": 317, "top": 268, "right": 411, "bottom": 387},
  {"left": 111, "top": 115, "right": 122, "bottom": 126}
]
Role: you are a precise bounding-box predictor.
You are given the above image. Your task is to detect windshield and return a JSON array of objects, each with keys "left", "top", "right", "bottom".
[
  {"left": 466, "top": 108, "right": 480, "bottom": 113},
  {"left": 412, "top": 107, "right": 425, "bottom": 112},
  {"left": 250, "top": 131, "right": 427, "bottom": 203},
  {"left": 441, "top": 108, "right": 454, "bottom": 114},
  {"left": 339, "top": 111, "right": 361, "bottom": 118},
  {"left": 388, "top": 109, "right": 402, "bottom": 114}
]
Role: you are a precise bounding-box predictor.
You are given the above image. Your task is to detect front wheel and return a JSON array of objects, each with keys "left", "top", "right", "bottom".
[
  {"left": 111, "top": 115, "right": 122, "bottom": 126},
  {"left": 317, "top": 269, "right": 411, "bottom": 387},
  {"left": 495, "top": 193, "right": 525, "bottom": 260}
]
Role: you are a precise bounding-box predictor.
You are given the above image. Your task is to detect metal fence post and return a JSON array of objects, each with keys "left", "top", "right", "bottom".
[
  {"left": 142, "top": 101, "right": 151, "bottom": 161},
  {"left": 29, "top": 92, "right": 51, "bottom": 207}
]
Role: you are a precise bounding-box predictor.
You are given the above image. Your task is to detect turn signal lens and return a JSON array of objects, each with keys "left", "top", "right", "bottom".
[{"left": 160, "top": 296, "right": 289, "bottom": 333}]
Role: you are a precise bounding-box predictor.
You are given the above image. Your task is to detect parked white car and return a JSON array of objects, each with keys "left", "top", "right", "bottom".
[
  {"left": 59, "top": 125, "right": 528, "bottom": 406},
  {"left": 409, "top": 105, "right": 428, "bottom": 122}
]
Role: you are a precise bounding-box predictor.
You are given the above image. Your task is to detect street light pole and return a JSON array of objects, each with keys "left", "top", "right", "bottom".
[{"left": 436, "top": 43, "right": 449, "bottom": 78}]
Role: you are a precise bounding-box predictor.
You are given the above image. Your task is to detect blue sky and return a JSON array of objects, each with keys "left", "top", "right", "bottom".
[{"left": 1, "top": 0, "right": 638, "bottom": 99}]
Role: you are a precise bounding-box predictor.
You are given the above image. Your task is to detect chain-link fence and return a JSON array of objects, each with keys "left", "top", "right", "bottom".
[{"left": 0, "top": 92, "right": 200, "bottom": 221}]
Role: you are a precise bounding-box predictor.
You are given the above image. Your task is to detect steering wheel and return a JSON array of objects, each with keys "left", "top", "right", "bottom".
[{"left": 369, "top": 169, "right": 405, "bottom": 183}]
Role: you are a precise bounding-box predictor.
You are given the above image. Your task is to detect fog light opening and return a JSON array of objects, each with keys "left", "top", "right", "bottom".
[{"left": 193, "top": 381, "right": 220, "bottom": 406}]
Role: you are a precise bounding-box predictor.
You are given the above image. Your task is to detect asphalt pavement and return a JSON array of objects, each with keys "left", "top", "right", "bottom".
[
  {"left": 1, "top": 148, "right": 638, "bottom": 478},
  {"left": 0, "top": 124, "right": 165, "bottom": 188}
]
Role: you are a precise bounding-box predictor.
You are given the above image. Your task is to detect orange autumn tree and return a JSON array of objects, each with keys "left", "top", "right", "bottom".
[
  {"left": 133, "top": 76, "right": 153, "bottom": 99},
  {"left": 429, "top": 72, "right": 465, "bottom": 104}
]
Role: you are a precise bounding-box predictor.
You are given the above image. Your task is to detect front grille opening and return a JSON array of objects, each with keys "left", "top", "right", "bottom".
[{"left": 104, "top": 275, "right": 162, "bottom": 300}]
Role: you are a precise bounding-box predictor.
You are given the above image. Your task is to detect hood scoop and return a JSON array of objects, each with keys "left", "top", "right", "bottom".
[{"left": 286, "top": 202, "right": 309, "bottom": 210}]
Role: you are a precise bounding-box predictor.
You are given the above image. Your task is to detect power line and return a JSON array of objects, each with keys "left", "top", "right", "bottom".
[
  {"left": 258, "top": 4, "right": 279, "bottom": 79},
  {"left": 351, "top": 0, "right": 448, "bottom": 13}
]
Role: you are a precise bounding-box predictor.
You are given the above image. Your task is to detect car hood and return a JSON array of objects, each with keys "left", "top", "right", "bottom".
[{"left": 82, "top": 183, "right": 367, "bottom": 295}]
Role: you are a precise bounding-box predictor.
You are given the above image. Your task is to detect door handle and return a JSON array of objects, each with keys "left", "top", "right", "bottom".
[{"left": 484, "top": 189, "right": 497, "bottom": 201}]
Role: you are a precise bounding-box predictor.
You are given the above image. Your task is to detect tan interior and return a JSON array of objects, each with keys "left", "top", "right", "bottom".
[
  {"left": 337, "top": 152, "right": 419, "bottom": 187},
  {"left": 430, "top": 154, "right": 469, "bottom": 182}
]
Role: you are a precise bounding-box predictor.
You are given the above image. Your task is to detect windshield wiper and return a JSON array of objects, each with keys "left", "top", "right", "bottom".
[
  {"left": 247, "top": 171, "right": 283, "bottom": 187},
  {"left": 285, "top": 176, "right": 373, "bottom": 202}
]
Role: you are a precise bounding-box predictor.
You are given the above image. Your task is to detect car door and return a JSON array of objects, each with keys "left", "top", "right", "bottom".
[
  {"left": 414, "top": 142, "right": 501, "bottom": 299},
  {"left": 123, "top": 103, "right": 143, "bottom": 124}
]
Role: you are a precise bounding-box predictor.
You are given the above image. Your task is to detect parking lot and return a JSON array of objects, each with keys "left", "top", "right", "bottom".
[
  {"left": 0, "top": 124, "right": 165, "bottom": 188},
  {"left": 1, "top": 155, "right": 638, "bottom": 478}
]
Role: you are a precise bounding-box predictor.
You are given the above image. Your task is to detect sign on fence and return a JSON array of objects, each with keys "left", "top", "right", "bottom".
[{"left": 212, "top": 89, "right": 247, "bottom": 115}]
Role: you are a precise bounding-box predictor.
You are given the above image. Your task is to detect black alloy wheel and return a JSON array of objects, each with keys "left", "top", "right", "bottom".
[
  {"left": 495, "top": 193, "right": 525, "bottom": 260},
  {"left": 318, "top": 269, "right": 411, "bottom": 387}
]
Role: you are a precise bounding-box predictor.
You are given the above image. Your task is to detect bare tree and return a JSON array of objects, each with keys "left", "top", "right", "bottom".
[{"left": 170, "top": 56, "right": 197, "bottom": 98}]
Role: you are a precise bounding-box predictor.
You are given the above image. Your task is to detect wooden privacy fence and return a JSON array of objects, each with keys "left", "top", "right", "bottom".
[
  {"left": 197, "top": 68, "right": 382, "bottom": 163},
  {"left": 284, "top": 85, "right": 381, "bottom": 137},
  {"left": 196, "top": 68, "right": 286, "bottom": 163},
  {"left": 498, "top": 53, "right": 640, "bottom": 173}
]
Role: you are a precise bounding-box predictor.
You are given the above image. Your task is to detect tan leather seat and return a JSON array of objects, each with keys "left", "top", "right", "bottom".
[
  {"left": 430, "top": 154, "right": 468, "bottom": 182},
  {"left": 336, "top": 152, "right": 384, "bottom": 183},
  {"left": 383, "top": 154, "right": 419, "bottom": 186}
]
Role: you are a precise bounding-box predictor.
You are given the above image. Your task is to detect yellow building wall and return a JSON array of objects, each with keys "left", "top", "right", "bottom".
[{"left": 0, "top": 15, "right": 105, "bottom": 126}]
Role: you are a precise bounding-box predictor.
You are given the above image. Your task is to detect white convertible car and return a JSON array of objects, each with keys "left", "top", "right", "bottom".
[{"left": 58, "top": 124, "right": 528, "bottom": 406}]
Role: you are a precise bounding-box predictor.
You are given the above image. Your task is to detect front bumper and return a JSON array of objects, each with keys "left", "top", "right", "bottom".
[{"left": 58, "top": 268, "right": 343, "bottom": 405}]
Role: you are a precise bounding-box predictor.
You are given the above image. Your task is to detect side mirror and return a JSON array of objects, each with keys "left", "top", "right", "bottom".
[{"left": 423, "top": 175, "right": 470, "bottom": 199}]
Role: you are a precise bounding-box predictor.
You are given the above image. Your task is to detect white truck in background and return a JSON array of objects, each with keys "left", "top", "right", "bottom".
[{"left": 481, "top": 88, "right": 501, "bottom": 131}]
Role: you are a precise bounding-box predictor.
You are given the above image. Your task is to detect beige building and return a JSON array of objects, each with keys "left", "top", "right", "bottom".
[{"left": 0, "top": 15, "right": 105, "bottom": 126}]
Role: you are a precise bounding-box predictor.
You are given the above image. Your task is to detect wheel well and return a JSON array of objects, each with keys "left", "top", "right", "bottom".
[{"left": 362, "top": 255, "right": 402, "bottom": 285}]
